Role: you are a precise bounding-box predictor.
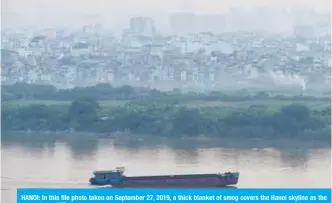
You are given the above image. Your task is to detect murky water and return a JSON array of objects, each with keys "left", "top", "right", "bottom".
[{"left": 1, "top": 132, "right": 331, "bottom": 202}]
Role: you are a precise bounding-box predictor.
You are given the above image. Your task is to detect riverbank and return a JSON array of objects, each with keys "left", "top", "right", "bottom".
[
  {"left": 2, "top": 83, "right": 330, "bottom": 139},
  {"left": 2, "top": 83, "right": 331, "bottom": 103},
  {"left": 2, "top": 99, "right": 330, "bottom": 139}
]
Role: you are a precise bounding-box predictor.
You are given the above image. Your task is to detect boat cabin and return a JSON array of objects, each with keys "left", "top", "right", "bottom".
[{"left": 92, "top": 167, "right": 125, "bottom": 180}]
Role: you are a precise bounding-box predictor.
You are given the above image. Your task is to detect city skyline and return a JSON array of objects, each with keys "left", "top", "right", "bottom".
[{"left": 2, "top": 0, "right": 330, "bottom": 29}]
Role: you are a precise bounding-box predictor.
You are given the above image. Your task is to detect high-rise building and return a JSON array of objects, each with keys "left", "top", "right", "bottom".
[{"left": 129, "top": 17, "right": 156, "bottom": 37}]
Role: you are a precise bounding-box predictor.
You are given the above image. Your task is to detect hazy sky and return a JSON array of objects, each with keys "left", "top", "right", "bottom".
[
  {"left": 2, "top": 0, "right": 330, "bottom": 29},
  {"left": 3, "top": 0, "right": 330, "bottom": 14}
]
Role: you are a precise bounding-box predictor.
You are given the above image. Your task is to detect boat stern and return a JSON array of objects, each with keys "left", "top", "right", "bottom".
[
  {"left": 89, "top": 177, "right": 97, "bottom": 185},
  {"left": 89, "top": 168, "right": 125, "bottom": 186}
]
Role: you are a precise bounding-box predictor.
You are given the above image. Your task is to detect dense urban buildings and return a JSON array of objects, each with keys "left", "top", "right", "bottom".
[{"left": 1, "top": 9, "right": 331, "bottom": 93}]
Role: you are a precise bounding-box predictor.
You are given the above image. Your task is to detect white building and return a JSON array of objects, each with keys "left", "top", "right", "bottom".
[
  {"left": 129, "top": 16, "right": 156, "bottom": 37},
  {"left": 71, "top": 42, "right": 92, "bottom": 57},
  {"left": 205, "top": 41, "right": 235, "bottom": 55}
]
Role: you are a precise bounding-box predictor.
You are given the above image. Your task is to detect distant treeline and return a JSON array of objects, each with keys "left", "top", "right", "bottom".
[
  {"left": 1, "top": 83, "right": 331, "bottom": 102},
  {"left": 2, "top": 97, "right": 331, "bottom": 139}
]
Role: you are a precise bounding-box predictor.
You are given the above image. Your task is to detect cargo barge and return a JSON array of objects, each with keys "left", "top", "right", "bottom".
[{"left": 89, "top": 167, "right": 239, "bottom": 188}]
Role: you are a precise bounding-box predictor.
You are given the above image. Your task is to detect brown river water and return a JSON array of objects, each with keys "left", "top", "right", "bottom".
[{"left": 1, "top": 132, "right": 331, "bottom": 202}]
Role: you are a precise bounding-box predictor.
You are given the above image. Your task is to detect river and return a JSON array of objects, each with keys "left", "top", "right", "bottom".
[{"left": 1, "top": 132, "right": 331, "bottom": 202}]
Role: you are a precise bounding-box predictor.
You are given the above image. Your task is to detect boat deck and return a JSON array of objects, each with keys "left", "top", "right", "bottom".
[{"left": 124, "top": 174, "right": 221, "bottom": 180}]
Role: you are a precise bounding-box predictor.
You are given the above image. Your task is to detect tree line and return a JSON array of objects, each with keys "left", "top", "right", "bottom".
[
  {"left": 2, "top": 98, "right": 330, "bottom": 139},
  {"left": 2, "top": 83, "right": 330, "bottom": 102}
]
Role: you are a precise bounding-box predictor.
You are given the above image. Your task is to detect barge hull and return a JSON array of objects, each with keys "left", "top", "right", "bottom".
[
  {"left": 110, "top": 182, "right": 238, "bottom": 188},
  {"left": 91, "top": 175, "right": 238, "bottom": 187},
  {"left": 89, "top": 168, "right": 240, "bottom": 188}
]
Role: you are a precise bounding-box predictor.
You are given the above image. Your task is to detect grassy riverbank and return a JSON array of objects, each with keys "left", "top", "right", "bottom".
[
  {"left": 1, "top": 83, "right": 331, "bottom": 139},
  {"left": 2, "top": 98, "right": 328, "bottom": 108}
]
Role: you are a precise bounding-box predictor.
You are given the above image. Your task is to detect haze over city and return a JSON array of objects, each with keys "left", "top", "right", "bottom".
[
  {"left": 1, "top": 0, "right": 331, "bottom": 93},
  {"left": 2, "top": 0, "right": 331, "bottom": 32}
]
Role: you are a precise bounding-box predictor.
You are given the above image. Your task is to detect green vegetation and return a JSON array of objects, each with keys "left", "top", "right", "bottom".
[{"left": 1, "top": 83, "right": 331, "bottom": 139}]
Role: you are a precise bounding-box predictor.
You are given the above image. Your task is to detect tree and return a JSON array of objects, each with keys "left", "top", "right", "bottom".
[
  {"left": 171, "top": 107, "right": 202, "bottom": 136},
  {"left": 280, "top": 103, "right": 310, "bottom": 122},
  {"left": 67, "top": 98, "right": 100, "bottom": 129},
  {"left": 272, "top": 104, "right": 311, "bottom": 135}
]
